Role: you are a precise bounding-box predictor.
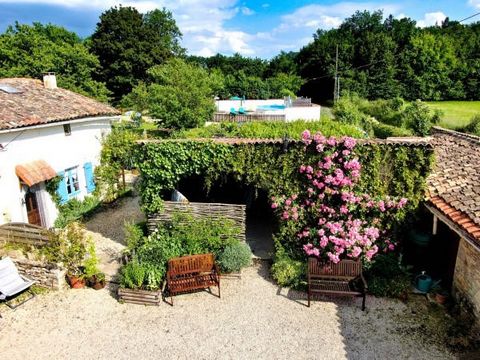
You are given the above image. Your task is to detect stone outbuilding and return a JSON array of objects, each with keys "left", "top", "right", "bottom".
[{"left": 426, "top": 127, "right": 480, "bottom": 315}]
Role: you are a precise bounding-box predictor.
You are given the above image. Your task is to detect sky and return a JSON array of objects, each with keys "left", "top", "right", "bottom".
[{"left": 0, "top": 0, "right": 479, "bottom": 58}]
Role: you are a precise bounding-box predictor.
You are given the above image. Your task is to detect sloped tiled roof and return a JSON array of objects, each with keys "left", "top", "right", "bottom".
[
  {"left": 0, "top": 78, "right": 119, "bottom": 131},
  {"left": 427, "top": 127, "right": 480, "bottom": 241},
  {"left": 15, "top": 160, "right": 57, "bottom": 187}
]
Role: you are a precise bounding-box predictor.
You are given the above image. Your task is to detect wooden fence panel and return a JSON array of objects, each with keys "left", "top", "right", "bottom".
[
  {"left": 0, "top": 222, "right": 51, "bottom": 247},
  {"left": 147, "top": 201, "right": 246, "bottom": 241}
]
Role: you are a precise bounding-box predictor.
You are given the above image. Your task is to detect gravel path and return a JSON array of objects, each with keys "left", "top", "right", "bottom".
[
  {"left": 84, "top": 195, "right": 145, "bottom": 280},
  {"left": 0, "top": 262, "right": 453, "bottom": 360}
]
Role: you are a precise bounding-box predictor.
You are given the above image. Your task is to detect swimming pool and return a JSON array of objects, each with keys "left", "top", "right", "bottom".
[{"left": 256, "top": 104, "right": 286, "bottom": 111}]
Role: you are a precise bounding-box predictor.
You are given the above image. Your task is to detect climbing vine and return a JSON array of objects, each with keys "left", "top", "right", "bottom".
[{"left": 135, "top": 136, "right": 434, "bottom": 257}]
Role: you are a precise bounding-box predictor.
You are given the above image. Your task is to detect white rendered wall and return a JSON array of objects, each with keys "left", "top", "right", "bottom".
[
  {"left": 285, "top": 105, "right": 321, "bottom": 122},
  {"left": 0, "top": 118, "right": 113, "bottom": 228}
]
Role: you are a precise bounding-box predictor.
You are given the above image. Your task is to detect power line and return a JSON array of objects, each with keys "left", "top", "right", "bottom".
[{"left": 458, "top": 11, "right": 480, "bottom": 23}]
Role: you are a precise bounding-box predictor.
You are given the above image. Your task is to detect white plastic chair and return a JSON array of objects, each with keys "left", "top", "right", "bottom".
[{"left": 0, "top": 257, "right": 35, "bottom": 309}]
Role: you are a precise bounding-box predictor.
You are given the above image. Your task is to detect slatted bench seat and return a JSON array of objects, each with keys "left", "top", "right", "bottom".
[
  {"left": 307, "top": 258, "right": 367, "bottom": 310},
  {"left": 166, "top": 253, "right": 220, "bottom": 305}
]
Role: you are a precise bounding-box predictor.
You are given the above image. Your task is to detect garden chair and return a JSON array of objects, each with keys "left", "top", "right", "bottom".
[{"left": 0, "top": 257, "right": 36, "bottom": 310}]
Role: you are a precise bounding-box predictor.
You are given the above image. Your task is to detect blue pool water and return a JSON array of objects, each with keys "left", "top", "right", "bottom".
[{"left": 256, "top": 104, "right": 286, "bottom": 111}]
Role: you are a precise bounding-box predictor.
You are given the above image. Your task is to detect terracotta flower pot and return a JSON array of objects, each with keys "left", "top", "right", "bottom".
[
  {"left": 92, "top": 280, "right": 106, "bottom": 290},
  {"left": 67, "top": 274, "right": 86, "bottom": 289},
  {"left": 435, "top": 292, "right": 448, "bottom": 305}
]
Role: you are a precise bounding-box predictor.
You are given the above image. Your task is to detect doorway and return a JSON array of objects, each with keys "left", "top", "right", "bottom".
[{"left": 25, "top": 189, "right": 42, "bottom": 226}]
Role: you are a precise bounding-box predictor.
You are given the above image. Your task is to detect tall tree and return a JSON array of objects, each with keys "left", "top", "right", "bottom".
[
  {"left": 122, "top": 59, "right": 222, "bottom": 129},
  {"left": 91, "top": 6, "right": 183, "bottom": 102},
  {"left": 0, "top": 22, "right": 110, "bottom": 101}
]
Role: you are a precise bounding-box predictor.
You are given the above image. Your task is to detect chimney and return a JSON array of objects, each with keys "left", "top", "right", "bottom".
[{"left": 43, "top": 72, "right": 57, "bottom": 89}]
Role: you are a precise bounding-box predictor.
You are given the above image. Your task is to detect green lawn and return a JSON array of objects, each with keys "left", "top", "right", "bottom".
[{"left": 425, "top": 101, "right": 480, "bottom": 129}]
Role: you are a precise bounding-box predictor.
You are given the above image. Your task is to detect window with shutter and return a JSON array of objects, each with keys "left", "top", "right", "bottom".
[{"left": 83, "top": 162, "right": 95, "bottom": 193}]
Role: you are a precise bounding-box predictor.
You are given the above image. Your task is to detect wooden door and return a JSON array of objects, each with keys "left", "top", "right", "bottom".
[{"left": 25, "top": 190, "right": 42, "bottom": 226}]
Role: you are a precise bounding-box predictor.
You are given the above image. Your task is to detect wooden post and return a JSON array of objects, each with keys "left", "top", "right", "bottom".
[{"left": 432, "top": 214, "right": 438, "bottom": 235}]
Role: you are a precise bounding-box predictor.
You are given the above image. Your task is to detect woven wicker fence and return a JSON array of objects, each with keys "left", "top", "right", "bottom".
[
  {"left": 147, "top": 201, "right": 246, "bottom": 241},
  {"left": 0, "top": 222, "right": 51, "bottom": 247}
]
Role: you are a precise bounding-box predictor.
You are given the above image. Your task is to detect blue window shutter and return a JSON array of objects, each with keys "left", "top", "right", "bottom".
[
  {"left": 83, "top": 162, "right": 95, "bottom": 193},
  {"left": 57, "top": 171, "right": 68, "bottom": 204}
]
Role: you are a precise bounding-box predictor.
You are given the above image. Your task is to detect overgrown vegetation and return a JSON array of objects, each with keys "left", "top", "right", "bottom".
[
  {"left": 119, "top": 213, "right": 252, "bottom": 291},
  {"left": 174, "top": 118, "right": 365, "bottom": 139},
  {"left": 333, "top": 95, "right": 441, "bottom": 136},
  {"left": 53, "top": 196, "right": 101, "bottom": 228}
]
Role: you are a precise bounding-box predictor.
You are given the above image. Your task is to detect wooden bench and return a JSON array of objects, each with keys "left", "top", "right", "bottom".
[
  {"left": 166, "top": 253, "right": 220, "bottom": 305},
  {"left": 307, "top": 258, "right": 367, "bottom": 310}
]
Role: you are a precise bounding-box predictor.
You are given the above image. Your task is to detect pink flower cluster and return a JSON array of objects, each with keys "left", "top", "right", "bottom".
[{"left": 272, "top": 131, "right": 408, "bottom": 264}]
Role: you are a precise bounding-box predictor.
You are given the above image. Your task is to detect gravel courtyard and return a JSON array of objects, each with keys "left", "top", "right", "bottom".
[
  {"left": 0, "top": 262, "right": 453, "bottom": 360},
  {"left": 0, "top": 195, "right": 454, "bottom": 359}
]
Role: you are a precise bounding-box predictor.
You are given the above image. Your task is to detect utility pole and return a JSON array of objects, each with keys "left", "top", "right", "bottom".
[{"left": 333, "top": 45, "right": 340, "bottom": 103}]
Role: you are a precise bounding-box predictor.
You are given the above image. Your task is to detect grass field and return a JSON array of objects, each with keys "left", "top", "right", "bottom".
[{"left": 425, "top": 101, "right": 480, "bottom": 129}]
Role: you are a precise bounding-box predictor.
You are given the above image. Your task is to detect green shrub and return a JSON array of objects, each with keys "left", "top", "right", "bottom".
[
  {"left": 124, "top": 221, "right": 145, "bottom": 252},
  {"left": 218, "top": 242, "right": 252, "bottom": 273},
  {"left": 459, "top": 114, "right": 480, "bottom": 136},
  {"left": 142, "top": 262, "right": 164, "bottom": 290},
  {"left": 120, "top": 261, "right": 146, "bottom": 289},
  {"left": 271, "top": 252, "right": 306, "bottom": 288},
  {"left": 41, "top": 222, "right": 88, "bottom": 275},
  {"left": 83, "top": 239, "right": 101, "bottom": 279},
  {"left": 54, "top": 195, "right": 101, "bottom": 228},
  {"left": 401, "top": 100, "right": 441, "bottom": 136},
  {"left": 371, "top": 121, "right": 413, "bottom": 138},
  {"left": 174, "top": 118, "right": 365, "bottom": 139},
  {"left": 364, "top": 253, "right": 411, "bottom": 298}
]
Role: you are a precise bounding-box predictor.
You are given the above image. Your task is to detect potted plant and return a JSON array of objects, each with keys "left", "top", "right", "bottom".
[
  {"left": 84, "top": 240, "right": 106, "bottom": 290},
  {"left": 56, "top": 222, "right": 88, "bottom": 288}
]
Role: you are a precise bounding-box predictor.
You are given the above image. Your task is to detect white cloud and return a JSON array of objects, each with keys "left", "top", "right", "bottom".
[
  {"left": 416, "top": 12, "right": 447, "bottom": 27},
  {"left": 239, "top": 6, "right": 254, "bottom": 16},
  {"left": 469, "top": 0, "right": 480, "bottom": 9}
]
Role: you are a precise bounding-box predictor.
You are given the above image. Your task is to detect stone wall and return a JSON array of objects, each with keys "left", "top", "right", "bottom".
[
  {"left": 453, "top": 237, "right": 480, "bottom": 317},
  {"left": 11, "top": 258, "right": 66, "bottom": 290}
]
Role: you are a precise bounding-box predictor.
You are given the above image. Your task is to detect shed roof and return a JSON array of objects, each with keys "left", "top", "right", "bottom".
[
  {"left": 427, "top": 127, "right": 480, "bottom": 242},
  {"left": 0, "top": 78, "right": 119, "bottom": 131}
]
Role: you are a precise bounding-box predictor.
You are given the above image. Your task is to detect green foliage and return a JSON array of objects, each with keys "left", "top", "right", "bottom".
[
  {"left": 124, "top": 221, "right": 145, "bottom": 252},
  {"left": 91, "top": 6, "right": 183, "bottom": 102},
  {"left": 54, "top": 195, "right": 101, "bottom": 228},
  {"left": 45, "top": 176, "right": 62, "bottom": 206},
  {"left": 271, "top": 251, "right": 306, "bottom": 288},
  {"left": 83, "top": 239, "right": 101, "bottom": 279},
  {"left": 174, "top": 119, "right": 365, "bottom": 140},
  {"left": 123, "top": 58, "right": 220, "bottom": 129},
  {"left": 96, "top": 127, "right": 140, "bottom": 201},
  {"left": 457, "top": 114, "right": 480, "bottom": 136},
  {"left": 401, "top": 100, "right": 441, "bottom": 136},
  {"left": 120, "top": 213, "right": 245, "bottom": 290},
  {"left": 333, "top": 95, "right": 438, "bottom": 136},
  {"left": 218, "top": 242, "right": 252, "bottom": 273},
  {"left": 42, "top": 222, "right": 88, "bottom": 275},
  {"left": 120, "top": 261, "right": 146, "bottom": 289},
  {"left": 0, "top": 22, "right": 110, "bottom": 101},
  {"left": 365, "top": 253, "right": 411, "bottom": 298}
]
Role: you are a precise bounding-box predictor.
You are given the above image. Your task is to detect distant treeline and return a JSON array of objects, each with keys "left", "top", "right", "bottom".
[{"left": 1, "top": 7, "right": 480, "bottom": 104}]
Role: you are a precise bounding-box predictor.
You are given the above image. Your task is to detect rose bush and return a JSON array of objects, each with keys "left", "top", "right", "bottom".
[{"left": 271, "top": 130, "right": 408, "bottom": 264}]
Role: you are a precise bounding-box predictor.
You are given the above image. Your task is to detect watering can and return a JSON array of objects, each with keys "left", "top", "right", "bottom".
[{"left": 415, "top": 271, "right": 433, "bottom": 293}]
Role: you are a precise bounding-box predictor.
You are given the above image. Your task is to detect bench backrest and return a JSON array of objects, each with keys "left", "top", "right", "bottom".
[
  {"left": 168, "top": 253, "right": 215, "bottom": 276},
  {"left": 308, "top": 258, "right": 362, "bottom": 280}
]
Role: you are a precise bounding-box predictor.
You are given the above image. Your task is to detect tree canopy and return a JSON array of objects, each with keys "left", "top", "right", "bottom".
[
  {"left": 0, "top": 22, "right": 109, "bottom": 101},
  {"left": 90, "top": 6, "right": 184, "bottom": 102},
  {"left": 122, "top": 58, "right": 221, "bottom": 129}
]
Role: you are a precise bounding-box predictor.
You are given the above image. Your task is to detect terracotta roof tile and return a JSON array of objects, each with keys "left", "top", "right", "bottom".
[
  {"left": 427, "top": 127, "right": 480, "bottom": 230},
  {"left": 430, "top": 196, "right": 480, "bottom": 241},
  {"left": 15, "top": 160, "right": 57, "bottom": 187},
  {"left": 0, "top": 78, "right": 119, "bottom": 130}
]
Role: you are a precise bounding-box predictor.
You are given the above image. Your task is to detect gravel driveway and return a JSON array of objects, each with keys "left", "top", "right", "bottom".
[{"left": 0, "top": 262, "right": 453, "bottom": 360}]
